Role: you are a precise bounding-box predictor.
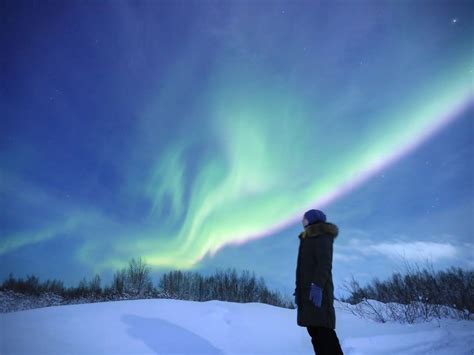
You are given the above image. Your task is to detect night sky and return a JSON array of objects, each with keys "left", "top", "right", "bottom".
[{"left": 1, "top": 0, "right": 473, "bottom": 295}]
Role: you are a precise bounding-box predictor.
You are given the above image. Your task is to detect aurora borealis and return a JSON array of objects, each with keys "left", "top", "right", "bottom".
[{"left": 1, "top": 0, "right": 473, "bottom": 292}]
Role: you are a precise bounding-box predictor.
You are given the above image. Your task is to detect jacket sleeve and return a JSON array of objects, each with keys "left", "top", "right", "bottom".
[{"left": 311, "top": 235, "right": 333, "bottom": 288}]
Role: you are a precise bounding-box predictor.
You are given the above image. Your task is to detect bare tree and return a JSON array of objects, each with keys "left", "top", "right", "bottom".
[
  {"left": 126, "top": 257, "right": 152, "bottom": 297},
  {"left": 341, "top": 263, "right": 474, "bottom": 323},
  {"left": 111, "top": 268, "right": 127, "bottom": 296}
]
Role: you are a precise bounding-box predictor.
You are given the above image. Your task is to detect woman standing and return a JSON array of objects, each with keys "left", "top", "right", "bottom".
[{"left": 295, "top": 209, "right": 344, "bottom": 355}]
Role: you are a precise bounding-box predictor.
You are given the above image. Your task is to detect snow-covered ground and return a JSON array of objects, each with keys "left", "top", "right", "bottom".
[{"left": 1, "top": 299, "right": 473, "bottom": 355}]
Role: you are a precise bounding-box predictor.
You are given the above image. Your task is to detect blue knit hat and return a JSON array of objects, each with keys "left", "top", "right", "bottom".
[{"left": 303, "top": 209, "right": 326, "bottom": 227}]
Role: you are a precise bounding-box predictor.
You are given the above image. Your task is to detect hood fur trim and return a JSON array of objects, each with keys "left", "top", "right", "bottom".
[{"left": 299, "top": 222, "right": 339, "bottom": 239}]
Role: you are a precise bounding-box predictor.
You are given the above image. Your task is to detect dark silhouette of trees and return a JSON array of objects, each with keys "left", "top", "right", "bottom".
[
  {"left": 157, "top": 268, "right": 292, "bottom": 308},
  {"left": 0, "top": 258, "right": 293, "bottom": 311},
  {"left": 1, "top": 273, "right": 65, "bottom": 296},
  {"left": 342, "top": 265, "right": 474, "bottom": 322}
]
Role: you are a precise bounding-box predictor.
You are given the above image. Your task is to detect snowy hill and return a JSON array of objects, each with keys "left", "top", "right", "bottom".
[{"left": 1, "top": 299, "right": 473, "bottom": 355}]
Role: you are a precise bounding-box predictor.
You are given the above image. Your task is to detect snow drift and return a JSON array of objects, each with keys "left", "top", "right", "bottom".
[{"left": 1, "top": 299, "right": 473, "bottom": 354}]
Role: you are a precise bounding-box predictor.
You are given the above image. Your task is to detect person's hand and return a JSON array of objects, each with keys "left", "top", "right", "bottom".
[{"left": 309, "top": 283, "right": 322, "bottom": 307}]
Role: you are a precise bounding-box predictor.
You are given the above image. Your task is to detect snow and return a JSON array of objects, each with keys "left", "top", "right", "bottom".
[{"left": 1, "top": 299, "right": 473, "bottom": 355}]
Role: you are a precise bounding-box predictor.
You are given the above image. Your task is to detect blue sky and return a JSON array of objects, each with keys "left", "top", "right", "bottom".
[{"left": 1, "top": 0, "right": 473, "bottom": 295}]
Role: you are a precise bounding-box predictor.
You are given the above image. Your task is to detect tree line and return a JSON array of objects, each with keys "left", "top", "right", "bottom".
[
  {"left": 341, "top": 264, "right": 474, "bottom": 322},
  {"left": 3, "top": 257, "right": 472, "bottom": 322},
  {"left": 0, "top": 257, "right": 294, "bottom": 309}
]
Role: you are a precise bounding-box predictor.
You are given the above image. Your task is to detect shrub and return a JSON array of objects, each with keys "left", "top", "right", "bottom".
[
  {"left": 341, "top": 265, "right": 474, "bottom": 323},
  {"left": 1, "top": 259, "right": 293, "bottom": 312}
]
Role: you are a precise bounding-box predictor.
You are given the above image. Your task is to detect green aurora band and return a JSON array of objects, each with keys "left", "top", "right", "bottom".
[
  {"left": 96, "top": 56, "right": 472, "bottom": 271},
  {"left": 2, "top": 2, "right": 473, "bottom": 284}
]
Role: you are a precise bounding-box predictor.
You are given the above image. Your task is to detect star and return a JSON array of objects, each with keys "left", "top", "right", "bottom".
[{"left": 452, "top": 18, "right": 458, "bottom": 24}]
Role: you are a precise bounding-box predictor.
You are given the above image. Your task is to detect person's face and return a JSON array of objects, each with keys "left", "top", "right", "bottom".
[{"left": 302, "top": 218, "right": 309, "bottom": 228}]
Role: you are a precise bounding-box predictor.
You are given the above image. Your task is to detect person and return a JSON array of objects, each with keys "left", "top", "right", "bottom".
[{"left": 295, "top": 209, "right": 343, "bottom": 355}]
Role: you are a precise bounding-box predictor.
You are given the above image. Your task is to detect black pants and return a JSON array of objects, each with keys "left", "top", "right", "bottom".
[{"left": 306, "top": 326, "right": 343, "bottom": 355}]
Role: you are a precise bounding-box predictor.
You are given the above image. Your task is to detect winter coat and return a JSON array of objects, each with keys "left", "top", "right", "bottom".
[{"left": 295, "top": 222, "right": 339, "bottom": 329}]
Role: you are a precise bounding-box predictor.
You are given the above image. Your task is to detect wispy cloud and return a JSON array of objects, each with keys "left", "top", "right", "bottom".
[
  {"left": 333, "top": 252, "right": 362, "bottom": 263},
  {"left": 366, "top": 241, "right": 458, "bottom": 261},
  {"left": 335, "top": 235, "right": 460, "bottom": 264}
]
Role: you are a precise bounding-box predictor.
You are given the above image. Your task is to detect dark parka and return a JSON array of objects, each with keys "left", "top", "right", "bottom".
[{"left": 295, "top": 222, "right": 339, "bottom": 329}]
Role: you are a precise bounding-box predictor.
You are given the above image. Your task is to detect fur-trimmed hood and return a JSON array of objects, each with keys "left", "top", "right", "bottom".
[{"left": 298, "top": 222, "right": 339, "bottom": 240}]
